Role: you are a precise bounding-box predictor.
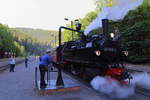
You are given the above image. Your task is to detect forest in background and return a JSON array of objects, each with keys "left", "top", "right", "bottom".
[
  {"left": 0, "top": 0, "right": 150, "bottom": 63},
  {"left": 0, "top": 25, "right": 58, "bottom": 57},
  {"left": 13, "top": 28, "right": 58, "bottom": 45},
  {"left": 62, "top": 0, "right": 150, "bottom": 63}
]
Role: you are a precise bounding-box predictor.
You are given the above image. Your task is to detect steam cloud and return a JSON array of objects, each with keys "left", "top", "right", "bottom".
[
  {"left": 84, "top": 0, "right": 144, "bottom": 35},
  {"left": 91, "top": 76, "right": 134, "bottom": 99},
  {"left": 91, "top": 73, "right": 150, "bottom": 99}
]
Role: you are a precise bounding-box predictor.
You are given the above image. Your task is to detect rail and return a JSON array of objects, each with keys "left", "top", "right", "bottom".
[
  {"left": 0, "top": 58, "right": 25, "bottom": 71},
  {"left": 136, "top": 86, "right": 150, "bottom": 97},
  {"left": 127, "top": 67, "right": 150, "bottom": 97}
]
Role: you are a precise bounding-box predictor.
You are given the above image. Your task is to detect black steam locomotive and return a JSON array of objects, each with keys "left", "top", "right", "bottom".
[{"left": 54, "top": 19, "right": 132, "bottom": 85}]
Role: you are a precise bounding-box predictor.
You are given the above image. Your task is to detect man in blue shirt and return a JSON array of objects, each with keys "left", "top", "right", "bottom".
[{"left": 39, "top": 49, "right": 52, "bottom": 88}]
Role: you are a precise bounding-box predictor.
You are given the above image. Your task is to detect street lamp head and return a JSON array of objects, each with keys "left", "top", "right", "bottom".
[
  {"left": 64, "top": 18, "right": 69, "bottom": 21},
  {"left": 64, "top": 18, "right": 79, "bottom": 22},
  {"left": 74, "top": 19, "right": 79, "bottom": 21}
]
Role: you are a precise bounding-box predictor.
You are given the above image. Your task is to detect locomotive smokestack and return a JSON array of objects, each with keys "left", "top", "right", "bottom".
[{"left": 102, "top": 19, "right": 109, "bottom": 37}]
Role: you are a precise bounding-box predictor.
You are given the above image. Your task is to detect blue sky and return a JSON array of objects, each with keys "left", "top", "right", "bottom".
[{"left": 0, "top": 0, "right": 95, "bottom": 30}]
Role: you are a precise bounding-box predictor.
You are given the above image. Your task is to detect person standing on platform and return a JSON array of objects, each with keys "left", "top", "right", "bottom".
[
  {"left": 39, "top": 49, "right": 52, "bottom": 88},
  {"left": 9, "top": 56, "right": 16, "bottom": 72},
  {"left": 25, "top": 57, "right": 28, "bottom": 68}
]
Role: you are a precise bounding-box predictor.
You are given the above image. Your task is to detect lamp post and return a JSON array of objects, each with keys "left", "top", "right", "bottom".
[
  {"left": 25, "top": 38, "right": 32, "bottom": 56},
  {"left": 71, "top": 21, "right": 73, "bottom": 40},
  {"left": 25, "top": 39, "right": 28, "bottom": 56},
  {"left": 64, "top": 18, "right": 76, "bottom": 40},
  {"left": 50, "top": 34, "right": 55, "bottom": 47},
  {"left": 55, "top": 35, "right": 57, "bottom": 47}
]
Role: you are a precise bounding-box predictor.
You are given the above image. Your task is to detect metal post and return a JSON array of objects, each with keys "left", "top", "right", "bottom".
[
  {"left": 64, "top": 18, "right": 74, "bottom": 41},
  {"left": 55, "top": 36, "right": 56, "bottom": 47},
  {"left": 25, "top": 39, "right": 27, "bottom": 57},
  {"left": 56, "top": 26, "right": 84, "bottom": 86},
  {"left": 47, "top": 68, "right": 49, "bottom": 83},
  {"left": 56, "top": 27, "right": 64, "bottom": 86},
  {"left": 56, "top": 65, "right": 64, "bottom": 86},
  {"left": 71, "top": 21, "right": 74, "bottom": 40},
  {"left": 35, "top": 67, "right": 38, "bottom": 88}
]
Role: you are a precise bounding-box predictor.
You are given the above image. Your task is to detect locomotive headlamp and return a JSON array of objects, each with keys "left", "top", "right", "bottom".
[
  {"left": 95, "top": 50, "right": 101, "bottom": 56},
  {"left": 110, "top": 33, "right": 115, "bottom": 38},
  {"left": 122, "top": 51, "right": 128, "bottom": 56}
]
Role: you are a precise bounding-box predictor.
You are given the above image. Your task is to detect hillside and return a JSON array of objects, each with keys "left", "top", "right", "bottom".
[{"left": 12, "top": 28, "right": 58, "bottom": 45}]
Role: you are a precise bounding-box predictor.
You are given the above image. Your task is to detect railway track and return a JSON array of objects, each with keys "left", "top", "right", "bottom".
[
  {"left": 63, "top": 68, "right": 150, "bottom": 100},
  {"left": 136, "top": 86, "right": 150, "bottom": 97},
  {"left": 128, "top": 68, "right": 150, "bottom": 97},
  {"left": 0, "top": 59, "right": 25, "bottom": 71},
  {"left": 0, "top": 65, "right": 10, "bottom": 71}
]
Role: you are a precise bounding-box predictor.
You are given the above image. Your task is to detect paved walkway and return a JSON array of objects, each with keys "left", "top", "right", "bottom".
[
  {"left": 0, "top": 59, "right": 109, "bottom": 100},
  {"left": 1, "top": 57, "right": 150, "bottom": 100}
]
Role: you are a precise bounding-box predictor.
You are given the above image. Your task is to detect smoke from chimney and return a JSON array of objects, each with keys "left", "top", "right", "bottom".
[{"left": 84, "top": 0, "right": 144, "bottom": 35}]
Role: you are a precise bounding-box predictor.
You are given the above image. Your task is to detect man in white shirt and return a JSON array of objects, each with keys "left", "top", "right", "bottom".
[{"left": 9, "top": 56, "right": 16, "bottom": 72}]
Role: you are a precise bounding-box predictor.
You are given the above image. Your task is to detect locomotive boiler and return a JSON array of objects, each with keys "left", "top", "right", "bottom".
[{"left": 54, "top": 19, "right": 132, "bottom": 85}]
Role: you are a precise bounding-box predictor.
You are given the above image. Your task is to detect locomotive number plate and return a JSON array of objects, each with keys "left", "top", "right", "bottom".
[{"left": 104, "top": 48, "right": 117, "bottom": 52}]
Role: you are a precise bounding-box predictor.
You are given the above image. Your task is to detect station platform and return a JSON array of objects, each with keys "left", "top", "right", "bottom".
[
  {"left": 36, "top": 79, "right": 80, "bottom": 95},
  {"left": 0, "top": 59, "right": 109, "bottom": 100},
  {"left": 1, "top": 58, "right": 150, "bottom": 100},
  {"left": 33, "top": 63, "right": 107, "bottom": 100}
]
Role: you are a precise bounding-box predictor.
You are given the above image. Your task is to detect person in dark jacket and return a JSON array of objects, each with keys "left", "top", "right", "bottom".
[
  {"left": 39, "top": 49, "right": 52, "bottom": 88},
  {"left": 25, "top": 57, "right": 28, "bottom": 68}
]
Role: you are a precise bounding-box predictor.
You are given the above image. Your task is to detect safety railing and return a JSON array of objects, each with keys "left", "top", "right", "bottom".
[{"left": 34, "top": 65, "right": 58, "bottom": 88}]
